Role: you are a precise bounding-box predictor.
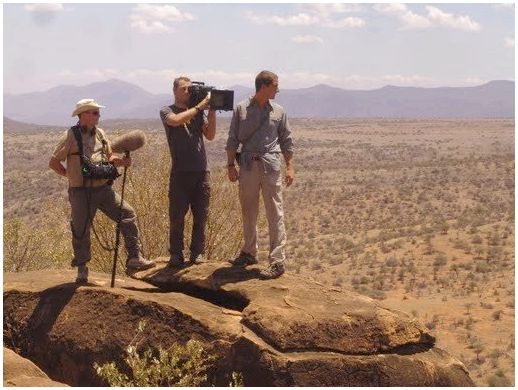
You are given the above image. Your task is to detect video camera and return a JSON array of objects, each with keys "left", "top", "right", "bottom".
[
  {"left": 81, "top": 156, "right": 120, "bottom": 181},
  {"left": 188, "top": 82, "right": 234, "bottom": 111}
]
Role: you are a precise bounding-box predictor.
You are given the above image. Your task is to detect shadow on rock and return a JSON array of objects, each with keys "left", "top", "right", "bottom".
[
  {"left": 27, "top": 283, "right": 83, "bottom": 335},
  {"left": 208, "top": 265, "right": 262, "bottom": 288}
]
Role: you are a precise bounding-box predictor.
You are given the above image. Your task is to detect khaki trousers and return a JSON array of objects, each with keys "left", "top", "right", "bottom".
[
  {"left": 238, "top": 161, "right": 286, "bottom": 264},
  {"left": 68, "top": 185, "right": 141, "bottom": 267}
]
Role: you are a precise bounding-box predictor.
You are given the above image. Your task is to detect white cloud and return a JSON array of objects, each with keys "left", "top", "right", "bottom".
[
  {"left": 325, "top": 17, "right": 365, "bottom": 29},
  {"left": 493, "top": 3, "right": 515, "bottom": 9},
  {"left": 301, "top": 3, "right": 365, "bottom": 17},
  {"left": 461, "top": 77, "right": 485, "bottom": 85},
  {"left": 382, "top": 74, "right": 434, "bottom": 84},
  {"left": 24, "top": 3, "right": 66, "bottom": 26},
  {"left": 504, "top": 37, "right": 515, "bottom": 48},
  {"left": 130, "top": 4, "right": 196, "bottom": 34},
  {"left": 292, "top": 35, "right": 324, "bottom": 44},
  {"left": 246, "top": 5, "right": 365, "bottom": 29},
  {"left": 374, "top": 3, "right": 480, "bottom": 31},
  {"left": 24, "top": 3, "right": 64, "bottom": 12},
  {"left": 373, "top": 3, "right": 431, "bottom": 29},
  {"left": 425, "top": 6, "right": 480, "bottom": 32},
  {"left": 270, "top": 13, "right": 319, "bottom": 27},
  {"left": 131, "top": 20, "right": 171, "bottom": 34}
]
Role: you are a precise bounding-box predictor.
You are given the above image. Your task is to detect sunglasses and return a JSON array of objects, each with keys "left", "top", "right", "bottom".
[{"left": 88, "top": 111, "right": 100, "bottom": 116}]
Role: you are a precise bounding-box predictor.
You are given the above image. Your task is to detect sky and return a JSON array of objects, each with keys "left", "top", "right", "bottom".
[{"left": 3, "top": 2, "right": 515, "bottom": 94}]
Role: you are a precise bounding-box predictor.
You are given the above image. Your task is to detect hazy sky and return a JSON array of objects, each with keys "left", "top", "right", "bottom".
[{"left": 3, "top": 2, "right": 515, "bottom": 94}]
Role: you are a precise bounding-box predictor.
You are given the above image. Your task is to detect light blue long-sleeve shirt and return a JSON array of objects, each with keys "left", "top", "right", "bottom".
[{"left": 226, "top": 97, "right": 294, "bottom": 172}]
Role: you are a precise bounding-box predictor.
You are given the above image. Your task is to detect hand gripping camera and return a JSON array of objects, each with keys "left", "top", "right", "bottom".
[{"left": 188, "top": 81, "right": 234, "bottom": 111}]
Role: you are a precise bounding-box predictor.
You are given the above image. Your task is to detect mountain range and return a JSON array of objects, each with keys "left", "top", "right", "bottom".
[{"left": 4, "top": 78, "right": 514, "bottom": 126}]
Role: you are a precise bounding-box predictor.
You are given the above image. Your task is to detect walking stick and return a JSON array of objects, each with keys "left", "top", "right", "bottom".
[{"left": 111, "top": 151, "right": 129, "bottom": 288}]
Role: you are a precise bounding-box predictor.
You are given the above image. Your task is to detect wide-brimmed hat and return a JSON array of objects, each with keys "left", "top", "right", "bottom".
[{"left": 71, "top": 98, "right": 105, "bottom": 117}]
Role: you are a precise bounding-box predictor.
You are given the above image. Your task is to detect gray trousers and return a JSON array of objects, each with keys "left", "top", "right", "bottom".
[
  {"left": 68, "top": 185, "right": 141, "bottom": 267},
  {"left": 169, "top": 171, "right": 210, "bottom": 257},
  {"left": 239, "top": 161, "right": 286, "bottom": 264}
]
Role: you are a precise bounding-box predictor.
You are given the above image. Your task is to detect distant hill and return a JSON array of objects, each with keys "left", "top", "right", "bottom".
[
  {"left": 4, "top": 79, "right": 171, "bottom": 127},
  {"left": 3, "top": 117, "right": 63, "bottom": 133},
  {"left": 3, "top": 78, "right": 514, "bottom": 126}
]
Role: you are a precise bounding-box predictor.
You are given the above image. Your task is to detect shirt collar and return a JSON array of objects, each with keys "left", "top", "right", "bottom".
[{"left": 249, "top": 96, "right": 273, "bottom": 110}]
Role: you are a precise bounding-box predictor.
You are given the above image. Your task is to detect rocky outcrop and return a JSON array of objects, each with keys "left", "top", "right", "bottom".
[
  {"left": 3, "top": 347, "right": 68, "bottom": 387},
  {"left": 3, "top": 262, "right": 474, "bottom": 386}
]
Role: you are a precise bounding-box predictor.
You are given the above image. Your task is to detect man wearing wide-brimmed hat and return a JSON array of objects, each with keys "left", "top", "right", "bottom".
[{"left": 49, "top": 98, "right": 155, "bottom": 284}]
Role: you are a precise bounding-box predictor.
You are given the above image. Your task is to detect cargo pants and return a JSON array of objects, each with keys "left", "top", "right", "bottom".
[
  {"left": 68, "top": 184, "right": 141, "bottom": 266},
  {"left": 168, "top": 171, "right": 210, "bottom": 258},
  {"left": 239, "top": 160, "right": 286, "bottom": 265}
]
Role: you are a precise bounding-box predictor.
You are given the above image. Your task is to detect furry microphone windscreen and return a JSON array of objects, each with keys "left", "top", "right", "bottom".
[{"left": 110, "top": 130, "right": 147, "bottom": 153}]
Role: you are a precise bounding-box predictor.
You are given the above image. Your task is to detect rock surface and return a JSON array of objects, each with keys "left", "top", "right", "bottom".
[
  {"left": 4, "top": 262, "right": 474, "bottom": 386},
  {"left": 3, "top": 347, "right": 68, "bottom": 387}
]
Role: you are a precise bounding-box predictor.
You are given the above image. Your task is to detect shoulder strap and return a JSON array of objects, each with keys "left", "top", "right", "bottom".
[
  {"left": 71, "top": 125, "right": 85, "bottom": 164},
  {"left": 71, "top": 125, "right": 86, "bottom": 187}
]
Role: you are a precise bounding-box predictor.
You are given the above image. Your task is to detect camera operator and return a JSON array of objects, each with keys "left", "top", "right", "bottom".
[
  {"left": 160, "top": 76, "right": 216, "bottom": 267},
  {"left": 48, "top": 98, "right": 155, "bottom": 284}
]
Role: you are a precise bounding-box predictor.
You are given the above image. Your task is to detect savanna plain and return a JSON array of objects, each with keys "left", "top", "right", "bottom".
[{"left": 3, "top": 117, "right": 514, "bottom": 386}]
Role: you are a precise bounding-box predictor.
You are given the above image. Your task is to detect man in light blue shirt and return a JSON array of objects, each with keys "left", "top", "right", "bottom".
[{"left": 225, "top": 70, "right": 294, "bottom": 279}]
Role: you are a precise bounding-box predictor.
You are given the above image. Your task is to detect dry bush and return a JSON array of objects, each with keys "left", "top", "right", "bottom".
[{"left": 4, "top": 201, "right": 71, "bottom": 272}]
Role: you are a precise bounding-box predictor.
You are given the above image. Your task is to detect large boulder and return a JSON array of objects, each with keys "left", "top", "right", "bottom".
[{"left": 4, "top": 262, "right": 474, "bottom": 386}]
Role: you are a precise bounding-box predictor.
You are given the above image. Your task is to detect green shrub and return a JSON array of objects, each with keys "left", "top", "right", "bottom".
[
  {"left": 475, "top": 261, "right": 491, "bottom": 273},
  {"left": 487, "top": 369, "right": 511, "bottom": 387},
  {"left": 433, "top": 253, "right": 447, "bottom": 267},
  {"left": 94, "top": 320, "right": 242, "bottom": 387},
  {"left": 94, "top": 338, "right": 215, "bottom": 386}
]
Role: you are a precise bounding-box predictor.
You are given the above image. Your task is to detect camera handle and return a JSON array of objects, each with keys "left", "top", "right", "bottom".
[{"left": 110, "top": 150, "right": 130, "bottom": 288}]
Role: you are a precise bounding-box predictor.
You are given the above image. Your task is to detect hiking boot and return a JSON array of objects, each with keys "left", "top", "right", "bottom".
[
  {"left": 229, "top": 252, "right": 258, "bottom": 267},
  {"left": 75, "top": 265, "right": 89, "bottom": 284},
  {"left": 190, "top": 253, "right": 206, "bottom": 265},
  {"left": 126, "top": 256, "right": 155, "bottom": 272},
  {"left": 259, "top": 262, "right": 285, "bottom": 279},
  {"left": 168, "top": 254, "right": 185, "bottom": 268}
]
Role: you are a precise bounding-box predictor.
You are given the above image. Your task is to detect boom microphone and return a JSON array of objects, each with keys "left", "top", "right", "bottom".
[
  {"left": 110, "top": 130, "right": 147, "bottom": 154},
  {"left": 109, "top": 130, "right": 147, "bottom": 289}
]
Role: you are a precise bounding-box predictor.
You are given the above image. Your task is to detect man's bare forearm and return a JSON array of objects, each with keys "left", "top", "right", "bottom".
[
  {"left": 204, "top": 110, "right": 216, "bottom": 140},
  {"left": 227, "top": 149, "right": 237, "bottom": 165},
  {"left": 283, "top": 151, "right": 293, "bottom": 167},
  {"left": 49, "top": 157, "right": 67, "bottom": 177},
  {"left": 166, "top": 107, "right": 201, "bottom": 127}
]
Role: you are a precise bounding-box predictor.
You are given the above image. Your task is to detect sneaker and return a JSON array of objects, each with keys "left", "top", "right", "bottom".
[
  {"left": 190, "top": 253, "right": 206, "bottom": 265},
  {"left": 259, "top": 262, "right": 285, "bottom": 279},
  {"left": 229, "top": 252, "right": 258, "bottom": 267},
  {"left": 167, "top": 254, "right": 185, "bottom": 268},
  {"left": 75, "top": 265, "right": 89, "bottom": 284},
  {"left": 126, "top": 256, "right": 156, "bottom": 272}
]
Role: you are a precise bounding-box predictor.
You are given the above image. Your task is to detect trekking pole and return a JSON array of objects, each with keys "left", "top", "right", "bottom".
[{"left": 111, "top": 151, "right": 129, "bottom": 288}]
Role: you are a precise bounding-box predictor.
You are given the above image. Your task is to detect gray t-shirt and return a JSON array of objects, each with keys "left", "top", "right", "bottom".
[{"left": 160, "top": 105, "right": 208, "bottom": 172}]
